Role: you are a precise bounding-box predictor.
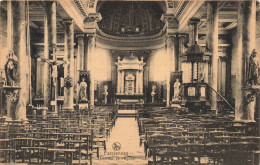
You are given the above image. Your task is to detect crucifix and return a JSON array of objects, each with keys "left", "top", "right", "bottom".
[{"left": 37, "top": 57, "right": 67, "bottom": 113}]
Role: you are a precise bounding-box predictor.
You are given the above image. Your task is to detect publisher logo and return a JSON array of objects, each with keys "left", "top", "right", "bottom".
[{"left": 112, "top": 142, "right": 121, "bottom": 151}]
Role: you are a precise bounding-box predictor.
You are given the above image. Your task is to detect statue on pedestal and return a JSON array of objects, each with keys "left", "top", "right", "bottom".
[
  {"left": 79, "top": 77, "right": 88, "bottom": 103},
  {"left": 247, "top": 49, "right": 259, "bottom": 85},
  {"left": 5, "top": 51, "right": 18, "bottom": 86},
  {"left": 104, "top": 85, "right": 108, "bottom": 104},
  {"left": 173, "top": 78, "right": 181, "bottom": 100},
  {"left": 151, "top": 85, "right": 156, "bottom": 103}
]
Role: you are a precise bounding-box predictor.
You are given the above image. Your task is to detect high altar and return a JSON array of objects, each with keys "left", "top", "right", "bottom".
[{"left": 115, "top": 54, "right": 146, "bottom": 105}]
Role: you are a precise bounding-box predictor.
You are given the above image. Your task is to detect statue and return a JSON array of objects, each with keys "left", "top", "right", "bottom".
[
  {"left": 37, "top": 56, "right": 66, "bottom": 87},
  {"left": 5, "top": 51, "right": 18, "bottom": 86},
  {"left": 151, "top": 85, "right": 156, "bottom": 103},
  {"left": 79, "top": 77, "right": 88, "bottom": 103},
  {"left": 104, "top": 85, "right": 108, "bottom": 96},
  {"left": 247, "top": 49, "right": 259, "bottom": 85},
  {"left": 104, "top": 85, "right": 108, "bottom": 104},
  {"left": 173, "top": 78, "right": 181, "bottom": 100}
]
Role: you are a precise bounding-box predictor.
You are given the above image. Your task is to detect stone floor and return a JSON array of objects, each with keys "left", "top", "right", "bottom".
[{"left": 92, "top": 117, "right": 147, "bottom": 165}]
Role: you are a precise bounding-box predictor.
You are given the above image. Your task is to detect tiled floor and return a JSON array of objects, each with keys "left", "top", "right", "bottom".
[{"left": 92, "top": 117, "right": 147, "bottom": 165}]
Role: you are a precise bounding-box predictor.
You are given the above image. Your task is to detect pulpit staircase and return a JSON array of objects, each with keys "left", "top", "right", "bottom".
[{"left": 207, "top": 83, "right": 235, "bottom": 116}]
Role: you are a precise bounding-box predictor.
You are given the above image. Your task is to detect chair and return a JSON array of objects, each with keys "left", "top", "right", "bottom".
[
  {"left": 0, "top": 139, "right": 16, "bottom": 163},
  {"left": 147, "top": 135, "right": 186, "bottom": 165}
]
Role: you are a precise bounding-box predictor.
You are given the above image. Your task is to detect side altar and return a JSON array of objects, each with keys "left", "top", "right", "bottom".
[{"left": 115, "top": 54, "right": 146, "bottom": 105}]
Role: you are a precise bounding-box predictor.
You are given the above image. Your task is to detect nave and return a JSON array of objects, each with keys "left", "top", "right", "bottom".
[
  {"left": 93, "top": 117, "right": 146, "bottom": 165},
  {"left": 0, "top": 0, "right": 260, "bottom": 164},
  {"left": 0, "top": 106, "right": 259, "bottom": 165}
]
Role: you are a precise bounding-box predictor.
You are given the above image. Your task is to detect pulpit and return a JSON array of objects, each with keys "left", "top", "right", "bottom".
[{"left": 115, "top": 54, "right": 146, "bottom": 106}]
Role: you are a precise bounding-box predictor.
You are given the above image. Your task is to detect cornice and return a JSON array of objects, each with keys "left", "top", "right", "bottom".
[
  {"left": 96, "top": 27, "right": 165, "bottom": 41},
  {"left": 57, "top": 0, "right": 85, "bottom": 32},
  {"left": 84, "top": 13, "right": 102, "bottom": 34},
  {"left": 96, "top": 40, "right": 165, "bottom": 51},
  {"left": 73, "top": 0, "right": 88, "bottom": 18},
  {"left": 175, "top": 1, "right": 189, "bottom": 19},
  {"left": 95, "top": 28, "right": 166, "bottom": 50},
  {"left": 178, "top": 0, "right": 205, "bottom": 33}
]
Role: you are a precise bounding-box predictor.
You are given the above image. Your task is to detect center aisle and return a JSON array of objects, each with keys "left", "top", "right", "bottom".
[{"left": 93, "top": 117, "right": 147, "bottom": 165}]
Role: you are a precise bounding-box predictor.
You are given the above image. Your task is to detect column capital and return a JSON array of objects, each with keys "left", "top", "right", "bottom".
[
  {"left": 86, "top": 33, "right": 96, "bottom": 38},
  {"left": 161, "top": 14, "right": 177, "bottom": 24},
  {"left": 63, "top": 18, "right": 74, "bottom": 25},
  {"left": 161, "top": 13, "right": 178, "bottom": 35},
  {"left": 44, "top": 0, "right": 57, "bottom": 8},
  {"left": 76, "top": 33, "right": 84, "bottom": 39},
  {"left": 166, "top": 33, "right": 177, "bottom": 38},
  {"left": 206, "top": 1, "right": 219, "bottom": 5},
  {"left": 85, "top": 13, "right": 102, "bottom": 22},
  {"left": 188, "top": 17, "right": 200, "bottom": 26},
  {"left": 84, "top": 13, "right": 102, "bottom": 34},
  {"left": 178, "top": 33, "right": 188, "bottom": 38}
]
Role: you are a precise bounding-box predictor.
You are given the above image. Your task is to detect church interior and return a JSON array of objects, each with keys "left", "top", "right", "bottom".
[{"left": 0, "top": 0, "right": 260, "bottom": 164}]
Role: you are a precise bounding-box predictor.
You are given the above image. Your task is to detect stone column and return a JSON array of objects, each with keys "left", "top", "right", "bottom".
[
  {"left": 87, "top": 34, "right": 95, "bottom": 107},
  {"left": 5, "top": 0, "right": 13, "bottom": 119},
  {"left": 83, "top": 36, "right": 88, "bottom": 71},
  {"left": 7, "top": 0, "right": 13, "bottom": 51},
  {"left": 45, "top": 1, "right": 57, "bottom": 52},
  {"left": 174, "top": 37, "right": 180, "bottom": 71},
  {"left": 161, "top": 14, "right": 178, "bottom": 107},
  {"left": 63, "top": 19, "right": 75, "bottom": 110},
  {"left": 178, "top": 35, "right": 186, "bottom": 71},
  {"left": 206, "top": 1, "right": 219, "bottom": 112},
  {"left": 235, "top": 0, "right": 257, "bottom": 121},
  {"left": 44, "top": 1, "right": 57, "bottom": 112},
  {"left": 140, "top": 70, "right": 144, "bottom": 94},
  {"left": 166, "top": 35, "right": 175, "bottom": 106},
  {"left": 84, "top": 13, "right": 102, "bottom": 107},
  {"left": 76, "top": 34, "right": 84, "bottom": 71},
  {"left": 12, "top": 1, "right": 27, "bottom": 120},
  {"left": 43, "top": 14, "right": 50, "bottom": 110},
  {"left": 75, "top": 34, "right": 84, "bottom": 104},
  {"left": 235, "top": 2, "right": 244, "bottom": 121},
  {"left": 136, "top": 70, "right": 140, "bottom": 94},
  {"left": 121, "top": 70, "right": 125, "bottom": 94},
  {"left": 117, "top": 70, "right": 121, "bottom": 93}
]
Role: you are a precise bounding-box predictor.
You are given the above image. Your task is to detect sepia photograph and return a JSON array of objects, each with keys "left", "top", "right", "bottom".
[{"left": 0, "top": 0, "right": 259, "bottom": 164}]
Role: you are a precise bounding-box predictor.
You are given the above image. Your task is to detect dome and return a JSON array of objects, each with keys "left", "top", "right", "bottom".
[{"left": 97, "top": 1, "right": 165, "bottom": 37}]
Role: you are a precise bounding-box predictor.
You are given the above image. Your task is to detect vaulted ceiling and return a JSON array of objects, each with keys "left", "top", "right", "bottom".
[
  {"left": 0, "top": 0, "right": 259, "bottom": 48},
  {"left": 97, "top": 1, "right": 166, "bottom": 37}
]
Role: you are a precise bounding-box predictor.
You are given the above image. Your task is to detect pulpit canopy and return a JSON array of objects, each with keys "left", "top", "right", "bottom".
[{"left": 180, "top": 41, "right": 212, "bottom": 63}]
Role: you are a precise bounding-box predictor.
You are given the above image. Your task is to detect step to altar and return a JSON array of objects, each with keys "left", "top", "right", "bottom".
[{"left": 118, "top": 109, "right": 136, "bottom": 117}]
